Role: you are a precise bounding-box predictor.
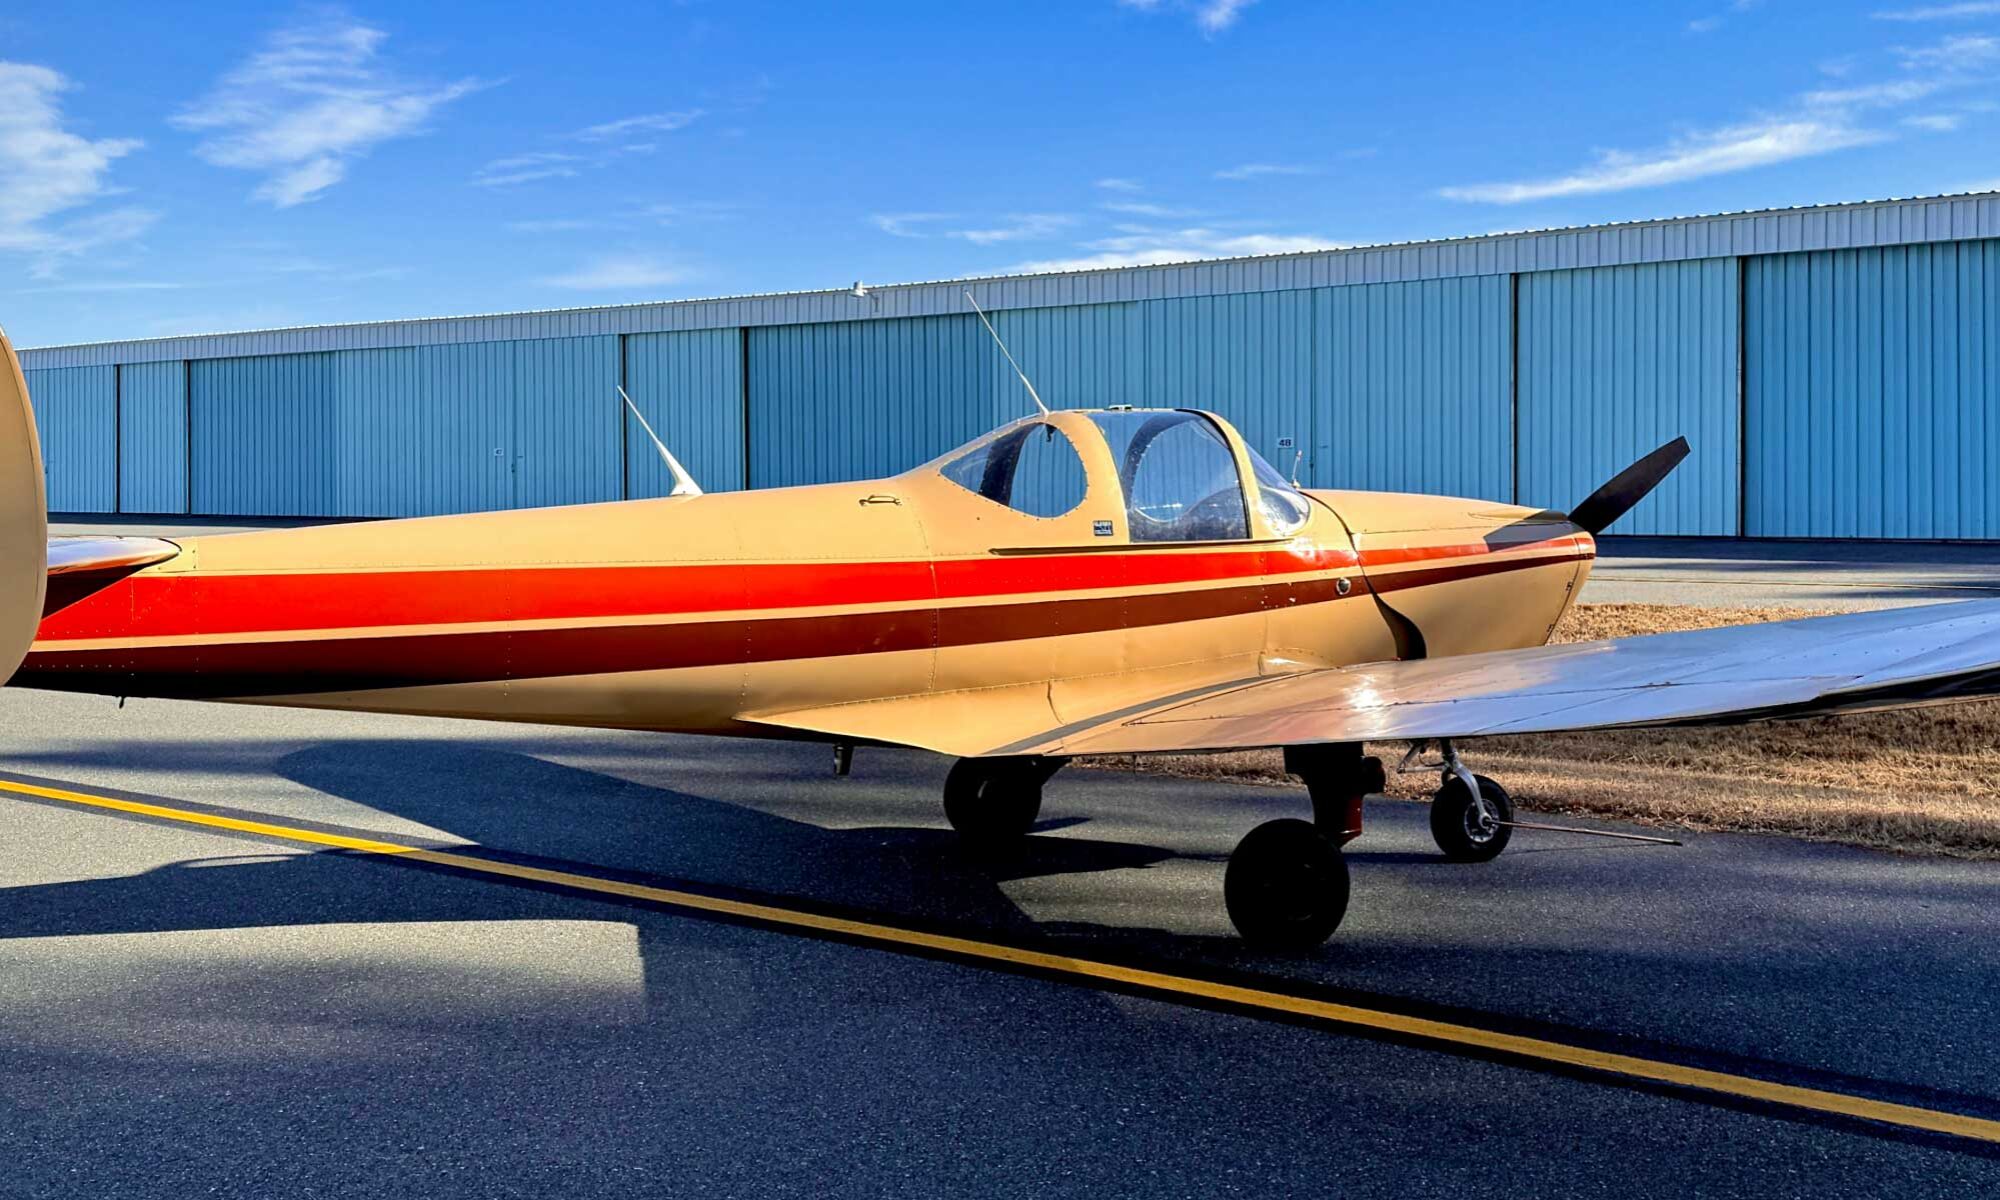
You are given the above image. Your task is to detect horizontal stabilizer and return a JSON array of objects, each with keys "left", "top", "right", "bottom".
[{"left": 43, "top": 536, "right": 180, "bottom": 617}]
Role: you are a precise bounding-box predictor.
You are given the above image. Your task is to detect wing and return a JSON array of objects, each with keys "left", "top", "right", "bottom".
[{"left": 983, "top": 600, "right": 2000, "bottom": 757}]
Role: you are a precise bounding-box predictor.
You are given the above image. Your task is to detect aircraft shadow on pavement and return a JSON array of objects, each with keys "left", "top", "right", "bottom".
[
  {"left": 0, "top": 739, "right": 1259, "bottom": 988},
  {"left": 13, "top": 735, "right": 2000, "bottom": 1118}
]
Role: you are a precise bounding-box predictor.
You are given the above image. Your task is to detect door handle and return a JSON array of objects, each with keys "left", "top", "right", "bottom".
[{"left": 859, "top": 494, "right": 902, "bottom": 506}]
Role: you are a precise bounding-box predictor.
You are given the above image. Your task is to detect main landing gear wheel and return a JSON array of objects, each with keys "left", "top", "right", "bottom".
[
  {"left": 1430, "top": 772, "right": 1514, "bottom": 862},
  {"left": 1224, "top": 818, "right": 1351, "bottom": 949},
  {"left": 943, "top": 757, "right": 1055, "bottom": 846}
]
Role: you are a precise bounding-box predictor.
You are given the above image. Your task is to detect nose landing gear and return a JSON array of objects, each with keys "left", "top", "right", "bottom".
[{"left": 1425, "top": 741, "right": 1515, "bottom": 862}]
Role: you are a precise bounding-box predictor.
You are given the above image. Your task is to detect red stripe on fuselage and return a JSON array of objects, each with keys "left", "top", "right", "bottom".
[{"left": 34, "top": 545, "right": 1360, "bottom": 642}]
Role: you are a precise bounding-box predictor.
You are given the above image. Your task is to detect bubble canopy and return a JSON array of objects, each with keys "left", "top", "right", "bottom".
[{"left": 927, "top": 409, "right": 1311, "bottom": 542}]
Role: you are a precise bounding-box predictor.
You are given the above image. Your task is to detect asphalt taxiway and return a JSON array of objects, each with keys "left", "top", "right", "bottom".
[{"left": 3, "top": 688, "right": 1999, "bottom": 1197}]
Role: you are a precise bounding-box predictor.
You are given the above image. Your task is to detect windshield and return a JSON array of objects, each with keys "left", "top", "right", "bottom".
[{"left": 1246, "top": 446, "right": 1311, "bottom": 535}]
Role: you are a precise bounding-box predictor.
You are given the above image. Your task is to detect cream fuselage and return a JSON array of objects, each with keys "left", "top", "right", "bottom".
[{"left": 19, "top": 411, "right": 1594, "bottom": 757}]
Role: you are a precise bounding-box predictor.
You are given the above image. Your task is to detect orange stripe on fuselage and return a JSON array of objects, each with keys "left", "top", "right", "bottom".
[
  {"left": 35, "top": 545, "right": 1361, "bottom": 643},
  {"left": 1353, "top": 533, "right": 1594, "bottom": 569}
]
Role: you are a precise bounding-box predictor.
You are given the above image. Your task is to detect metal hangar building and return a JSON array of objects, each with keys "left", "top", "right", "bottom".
[{"left": 19, "top": 191, "right": 2000, "bottom": 540}]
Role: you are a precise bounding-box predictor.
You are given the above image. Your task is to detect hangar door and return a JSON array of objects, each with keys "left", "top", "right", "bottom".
[
  {"left": 1516, "top": 259, "right": 1740, "bottom": 536},
  {"left": 1745, "top": 239, "right": 2000, "bottom": 540},
  {"left": 191, "top": 337, "right": 625, "bottom": 518}
]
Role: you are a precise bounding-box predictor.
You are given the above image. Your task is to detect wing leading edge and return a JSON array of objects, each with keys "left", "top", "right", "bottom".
[{"left": 986, "top": 600, "right": 2000, "bottom": 757}]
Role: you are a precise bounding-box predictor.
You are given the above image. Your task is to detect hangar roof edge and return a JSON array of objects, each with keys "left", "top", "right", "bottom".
[{"left": 21, "top": 189, "right": 2000, "bottom": 369}]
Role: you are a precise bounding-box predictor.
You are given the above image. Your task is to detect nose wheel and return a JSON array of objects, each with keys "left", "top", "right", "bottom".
[
  {"left": 1408, "top": 739, "right": 1515, "bottom": 861},
  {"left": 1430, "top": 770, "right": 1514, "bottom": 861}
]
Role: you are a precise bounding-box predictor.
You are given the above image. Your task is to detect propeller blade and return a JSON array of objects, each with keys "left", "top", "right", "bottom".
[{"left": 1568, "top": 437, "right": 1690, "bottom": 535}]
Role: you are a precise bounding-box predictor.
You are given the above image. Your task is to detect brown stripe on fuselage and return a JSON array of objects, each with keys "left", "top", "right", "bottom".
[
  {"left": 1366, "top": 545, "right": 1593, "bottom": 595},
  {"left": 14, "top": 575, "right": 1361, "bottom": 699},
  {"left": 13, "top": 546, "right": 1587, "bottom": 701}
]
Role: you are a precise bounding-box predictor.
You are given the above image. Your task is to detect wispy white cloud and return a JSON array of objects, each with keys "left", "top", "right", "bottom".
[
  {"left": 946, "top": 213, "right": 1075, "bottom": 244},
  {"left": 1688, "top": 0, "right": 1762, "bottom": 33},
  {"left": 479, "top": 109, "right": 706, "bottom": 188},
  {"left": 869, "top": 212, "right": 1073, "bottom": 243},
  {"left": 1443, "top": 30, "right": 1997, "bottom": 203},
  {"left": 1897, "top": 31, "right": 2000, "bottom": 69},
  {"left": 870, "top": 212, "right": 955, "bottom": 237},
  {"left": 474, "top": 151, "right": 584, "bottom": 187},
  {"left": 1440, "top": 118, "right": 1883, "bottom": 203},
  {"left": 174, "top": 15, "right": 482, "bottom": 207},
  {"left": 1094, "top": 177, "right": 1143, "bottom": 192},
  {"left": 0, "top": 61, "right": 153, "bottom": 277},
  {"left": 1800, "top": 78, "right": 1945, "bottom": 107},
  {"left": 508, "top": 217, "right": 606, "bottom": 233},
  {"left": 1010, "top": 225, "right": 1343, "bottom": 272},
  {"left": 1101, "top": 200, "right": 1204, "bottom": 217},
  {"left": 1214, "top": 162, "right": 1315, "bottom": 180},
  {"left": 541, "top": 254, "right": 688, "bottom": 290},
  {"left": 1873, "top": 1, "right": 2000, "bottom": 19},
  {"left": 575, "top": 110, "right": 704, "bottom": 141},
  {"left": 1117, "top": 0, "right": 1258, "bottom": 34}
]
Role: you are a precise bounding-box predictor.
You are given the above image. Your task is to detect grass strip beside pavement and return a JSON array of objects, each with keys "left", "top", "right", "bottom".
[{"left": 1092, "top": 604, "right": 2000, "bottom": 860}]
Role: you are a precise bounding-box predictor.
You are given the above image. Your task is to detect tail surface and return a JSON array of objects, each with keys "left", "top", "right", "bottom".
[{"left": 0, "top": 327, "right": 47, "bottom": 681}]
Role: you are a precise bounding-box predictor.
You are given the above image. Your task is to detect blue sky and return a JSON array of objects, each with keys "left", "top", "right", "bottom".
[{"left": 4, "top": 0, "right": 2000, "bottom": 347}]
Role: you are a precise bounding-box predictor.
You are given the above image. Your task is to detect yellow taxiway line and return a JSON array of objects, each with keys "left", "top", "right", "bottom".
[{"left": 5, "top": 772, "right": 1998, "bottom": 1147}]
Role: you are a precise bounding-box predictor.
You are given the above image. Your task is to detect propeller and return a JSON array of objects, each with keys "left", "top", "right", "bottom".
[{"left": 1567, "top": 437, "right": 1690, "bottom": 535}]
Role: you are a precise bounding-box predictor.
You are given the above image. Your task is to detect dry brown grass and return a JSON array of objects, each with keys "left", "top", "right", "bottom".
[{"left": 1091, "top": 604, "right": 2000, "bottom": 859}]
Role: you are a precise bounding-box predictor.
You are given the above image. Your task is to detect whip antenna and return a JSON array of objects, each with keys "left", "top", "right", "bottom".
[
  {"left": 618, "top": 385, "right": 702, "bottom": 497},
  {"left": 964, "top": 290, "right": 1050, "bottom": 416}
]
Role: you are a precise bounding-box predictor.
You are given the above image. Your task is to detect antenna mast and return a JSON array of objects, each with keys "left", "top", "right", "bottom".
[
  {"left": 618, "top": 385, "right": 703, "bottom": 497},
  {"left": 964, "top": 290, "right": 1050, "bottom": 416}
]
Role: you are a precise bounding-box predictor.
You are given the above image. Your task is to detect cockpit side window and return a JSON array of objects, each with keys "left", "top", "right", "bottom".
[
  {"left": 1089, "top": 411, "right": 1249, "bottom": 542},
  {"left": 940, "top": 422, "right": 1089, "bottom": 518}
]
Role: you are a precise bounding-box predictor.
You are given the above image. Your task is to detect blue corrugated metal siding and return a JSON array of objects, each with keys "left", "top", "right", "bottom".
[
  {"left": 510, "top": 336, "right": 621, "bottom": 509},
  {"left": 118, "top": 360, "right": 188, "bottom": 513},
  {"left": 329, "top": 342, "right": 511, "bottom": 517},
  {"left": 1315, "top": 277, "right": 1512, "bottom": 497},
  {"left": 191, "top": 353, "right": 338, "bottom": 516},
  {"left": 969, "top": 296, "right": 1317, "bottom": 479},
  {"left": 747, "top": 316, "right": 999, "bottom": 487},
  {"left": 1746, "top": 239, "right": 2000, "bottom": 538},
  {"left": 1140, "top": 293, "right": 1317, "bottom": 479},
  {"left": 193, "top": 338, "right": 621, "bottom": 517},
  {"left": 990, "top": 302, "right": 1143, "bottom": 411},
  {"left": 24, "top": 365, "right": 116, "bottom": 512},
  {"left": 1518, "top": 259, "right": 1740, "bottom": 535},
  {"left": 625, "top": 329, "right": 746, "bottom": 496}
]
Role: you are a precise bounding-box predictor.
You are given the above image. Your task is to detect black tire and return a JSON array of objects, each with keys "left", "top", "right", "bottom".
[
  {"left": 1224, "top": 818, "right": 1351, "bottom": 949},
  {"left": 943, "top": 758, "right": 1044, "bottom": 844},
  {"left": 1430, "top": 773, "right": 1513, "bottom": 862}
]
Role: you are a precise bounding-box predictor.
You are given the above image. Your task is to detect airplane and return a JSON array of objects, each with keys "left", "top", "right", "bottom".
[{"left": 6, "top": 323, "right": 2000, "bottom": 948}]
